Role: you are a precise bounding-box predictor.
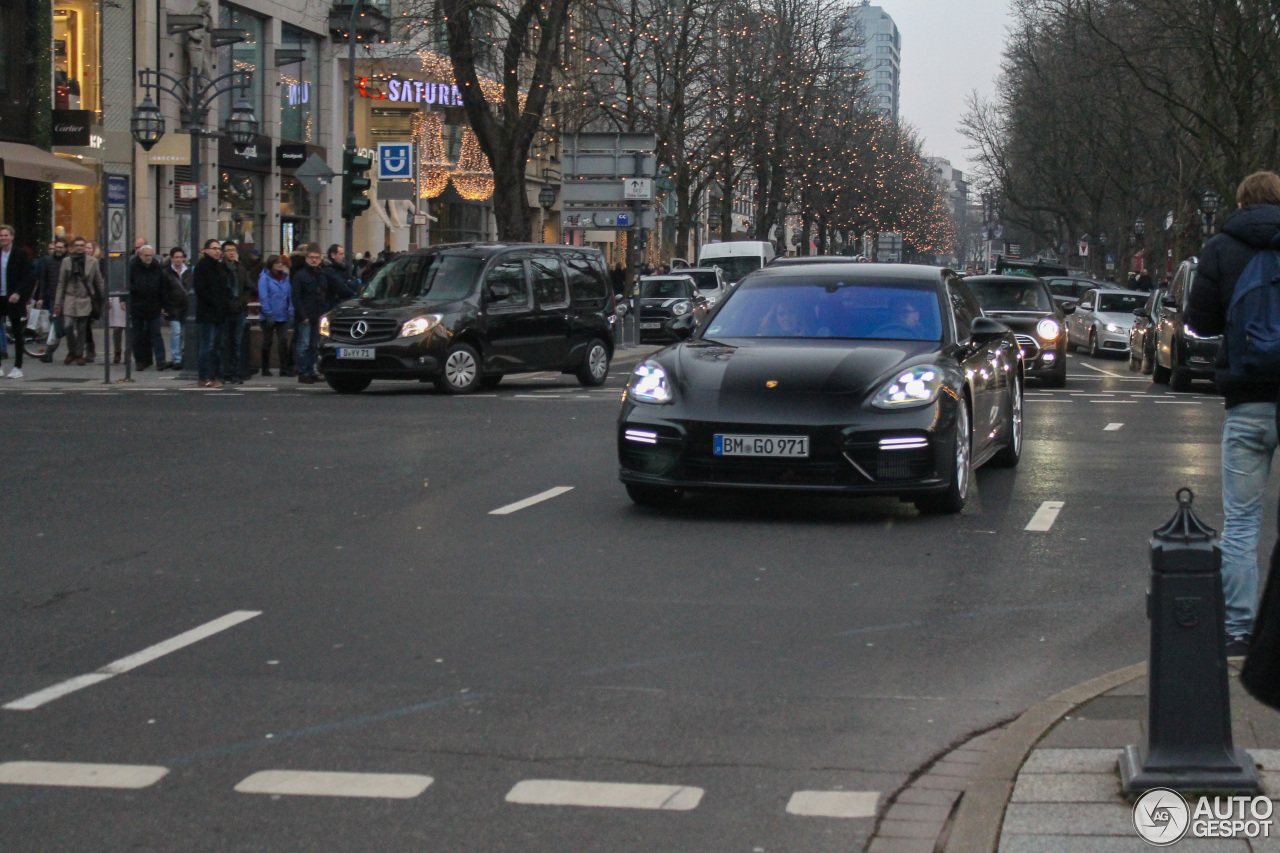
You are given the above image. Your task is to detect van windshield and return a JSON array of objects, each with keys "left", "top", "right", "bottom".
[
  {"left": 360, "top": 254, "right": 482, "bottom": 301},
  {"left": 704, "top": 256, "right": 763, "bottom": 283}
]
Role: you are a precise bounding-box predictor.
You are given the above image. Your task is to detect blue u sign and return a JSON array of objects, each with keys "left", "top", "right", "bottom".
[{"left": 377, "top": 142, "right": 414, "bottom": 180}]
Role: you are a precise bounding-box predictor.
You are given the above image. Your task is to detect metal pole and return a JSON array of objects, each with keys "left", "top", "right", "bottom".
[
  {"left": 101, "top": 184, "right": 111, "bottom": 383},
  {"left": 178, "top": 60, "right": 202, "bottom": 379},
  {"left": 343, "top": 0, "right": 361, "bottom": 272}
]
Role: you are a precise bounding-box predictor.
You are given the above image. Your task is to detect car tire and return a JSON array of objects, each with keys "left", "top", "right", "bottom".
[
  {"left": 915, "top": 399, "right": 971, "bottom": 515},
  {"left": 325, "top": 374, "right": 372, "bottom": 394},
  {"left": 576, "top": 338, "right": 611, "bottom": 387},
  {"left": 1152, "top": 359, "right": 1171, "bottom": 384},
  {"left": 1170, "top": 366, "right": 1192, "bottom": 392},
  {"left": 990, "top": 375, "right": 1022, "bottom": 468},
  {"left": 434, "top": 343, "right": 482, "bottom": 394},
  {"left": 1129, "top": 348, "right": 1142, "bottom": 372},
  {"left": 625, "top": 483, "right": 684, "bottom": 508},
  {"left": 1088, "top": 329, "right": 1102, "bottom": 358},
  {"left": 479, "top": 374, "right": 503, "bottom": 389}
]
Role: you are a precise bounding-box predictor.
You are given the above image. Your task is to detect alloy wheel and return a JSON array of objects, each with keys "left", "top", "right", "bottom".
[
  {"left": 1009, "top": 375, "right": 1022, "bottom": 456},
  {"left": 445, "top": 349, "right": 477, "bottom": 388},
  {"left": 588, "top": 344, "right": 608, "bottom": 380},
  {"left": 955, "top": 402, "right": 971, "bottom": 501}
]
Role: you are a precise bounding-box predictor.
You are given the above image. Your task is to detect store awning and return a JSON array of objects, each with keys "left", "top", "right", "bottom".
[{"left": 0, "top": 142, "right": 96, "bottom": 187}]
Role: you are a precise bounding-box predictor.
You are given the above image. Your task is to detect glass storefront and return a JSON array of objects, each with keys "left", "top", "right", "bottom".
[
  {"left": 218, "top": 169, "right": 264, "bottom": 247},
  {"left": 220, "top": 6, "right": 264, "bottom": 120},
  {"left": 53, "top": 0, "right": 99, "bottom": 114},
  {"left": 279, "top": 176, "right": 313, "bottom": 252},
  {"left": 279, "top": 27, "right": 318, "bottom": 143}
]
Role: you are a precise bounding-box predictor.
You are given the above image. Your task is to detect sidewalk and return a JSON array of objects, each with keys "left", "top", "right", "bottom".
[{"left": 864, "top": 663, "right": 1280, "bottom": 852}]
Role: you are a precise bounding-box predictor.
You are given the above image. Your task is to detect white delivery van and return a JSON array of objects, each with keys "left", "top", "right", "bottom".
[{"left": 697, "top": 240, "right": 776, "bottom": 284}]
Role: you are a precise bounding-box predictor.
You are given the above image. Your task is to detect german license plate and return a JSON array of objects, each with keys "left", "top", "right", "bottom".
[
  {"left": 336, "top": 348, "right": 375, "bottom": 359},
  {"left": 640, "top": 322, "right": 661, "bottom": 330},
  {"left": 714, "top": 434, "right": 809, "bottom": 457}
]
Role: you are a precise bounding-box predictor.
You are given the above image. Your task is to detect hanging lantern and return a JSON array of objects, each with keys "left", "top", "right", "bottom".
[
  {"left": 452, "top": 127, "right": 494, "bottom": 201},
  {"left": 412, "top": 112, "right": 452, "bottom": 198}
]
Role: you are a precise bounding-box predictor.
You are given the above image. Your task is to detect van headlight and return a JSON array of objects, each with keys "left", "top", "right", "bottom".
[
  {"left": 1036, "top": 319, "right": 1060, "bottom": 341},
  {"left": 401, "top": 314, "right": 443, "bottom": 337},
  {"left": 629, "top": 362, "right": 673, "bottom": 404},
  {"left": 872, "top": 365, "right": 945, "bottom": 409},
  {"left": 672, "top": 301, "right": 691, "bottom": 316},
  {"left": 319, "top": 315, "right": 330, "bottom": 337}
]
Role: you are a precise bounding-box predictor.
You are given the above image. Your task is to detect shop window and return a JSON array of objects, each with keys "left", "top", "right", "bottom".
[
  {"left": 218, "top": 170, "right": 264, "bottom": 250},
  {"left": 53, "top": 0, "right": 100, "bottom": 116},
  {"left": 279, "top": 176, "right": 314, "bottom": 253},
  {"left": 279, "top": 27, "right": 318, "bottom": 143},
  {"left": 220, "top": 7, "right": 265, "bottom": 122}
]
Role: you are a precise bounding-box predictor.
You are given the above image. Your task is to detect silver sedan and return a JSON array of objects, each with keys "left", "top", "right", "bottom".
[{"left": 1066, "top": 288, "right": 1149, "bottom": 358}]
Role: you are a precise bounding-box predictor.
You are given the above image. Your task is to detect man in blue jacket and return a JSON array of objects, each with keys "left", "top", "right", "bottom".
[{"left": 1187, "top": 171, "right": 1280, "bottom": 657}]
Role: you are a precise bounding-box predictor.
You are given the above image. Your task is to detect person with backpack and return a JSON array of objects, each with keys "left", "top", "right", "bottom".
[{"left": 1186, "top": 170, "right": 1280, "bottom": 658}]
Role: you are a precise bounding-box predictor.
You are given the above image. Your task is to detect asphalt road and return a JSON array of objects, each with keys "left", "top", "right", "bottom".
[{"left": 0, "top": 350, "right": 1263, "bottom": 852}]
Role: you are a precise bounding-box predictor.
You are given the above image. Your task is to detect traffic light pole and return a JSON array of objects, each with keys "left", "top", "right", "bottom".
[{"left": 343, "top": 0, "right": 361, "bottom": 271}]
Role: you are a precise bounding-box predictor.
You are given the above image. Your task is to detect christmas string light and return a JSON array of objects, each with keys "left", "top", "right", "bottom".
[
  {"left": 453, "top": 127, "right": 494, "bottom": 201},
  {"left": 413, "top": 111, "right": 452, "bottom": 198}
]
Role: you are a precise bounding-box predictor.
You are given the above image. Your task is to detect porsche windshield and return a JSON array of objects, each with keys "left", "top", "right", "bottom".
[
  {"left": 967, "top": 281, "right": 1053, "bottom": 312},
  {"left": 705, "top": 279, "right": 943, "bottom": 341},
  {"left": 360, "top": 254, "right": 482, "bottom": 300}
]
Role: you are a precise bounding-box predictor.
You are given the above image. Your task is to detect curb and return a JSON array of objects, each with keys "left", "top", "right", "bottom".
[{"left": 942, "top": 660, "right": 1147, "bottom": 853}]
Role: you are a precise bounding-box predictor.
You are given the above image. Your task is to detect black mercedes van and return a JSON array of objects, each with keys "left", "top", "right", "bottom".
[{"left": 317, "top": 243, "right": 617, "bottom": 394}]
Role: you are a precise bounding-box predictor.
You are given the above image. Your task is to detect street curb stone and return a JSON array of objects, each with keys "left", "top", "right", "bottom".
[{"left": 942, "top": 661, "right": 1147, "bottom": 853}]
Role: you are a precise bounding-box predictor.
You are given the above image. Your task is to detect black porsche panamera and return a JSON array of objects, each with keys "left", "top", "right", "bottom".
[{"left": 617, "top": 264, "right": 1024, "bottom": 514}]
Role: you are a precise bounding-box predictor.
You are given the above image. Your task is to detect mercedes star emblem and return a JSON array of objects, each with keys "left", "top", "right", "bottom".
[{"left": 350, "top": 320, "right": 369, "bottom": 339}]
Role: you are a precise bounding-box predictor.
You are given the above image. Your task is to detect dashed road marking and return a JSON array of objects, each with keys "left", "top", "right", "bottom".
[
  {"left": 3, "top": 610, "right": 262, "bottom": 711},
  {"left": 1154, "top": 400, "right": 1202, "bottom": 405},
  {"left": 1025, "top": 501, "right": 1065, "bottom": 532},
  {"left": 234, "top": 770, "right": 433, "bottom": 799},
  {"left": 489, "top": 487, "right": 574, "bottom": 516},
  {"left": 0, "top": 761, "right": 169, "bottom": 789},
  {"left": 505, "top": 779, "right": 704, "bottom": 811},
  {"left": 1104, "top": 423, "right": 1124, "bottom": 431},
  {"left": 513, "top": 394, "right": 561, "bottom": 399},
  {"left": 785, "top": 790, "right": 879, "bottom": 818}
]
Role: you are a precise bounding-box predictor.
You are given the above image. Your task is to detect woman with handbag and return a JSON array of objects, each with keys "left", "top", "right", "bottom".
[{"left": 53, "top": 237, "right": 104, "bottom": 365}]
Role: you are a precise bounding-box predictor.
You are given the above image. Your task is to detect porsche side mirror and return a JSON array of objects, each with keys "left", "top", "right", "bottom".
[
  {"left": 1061, "top": 303, "right": 1076, "bottom": 314},
  {"left": 1133, "top": 307, "right": 1147, "bottom": 318},
  {"left": 1161, "top": 296, "right": 1177, "bottom": 309},
  {"left": 970, "top": 316, "right": 1009, "bottom": 343}
]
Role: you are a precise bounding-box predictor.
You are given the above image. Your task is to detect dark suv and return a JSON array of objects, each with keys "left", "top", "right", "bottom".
[
  {"left": 318, "top": 243, "right": 616, "bottom": 394},
  {"left": 1153, "top": 259, "right": 1218, "bottom": 391}
]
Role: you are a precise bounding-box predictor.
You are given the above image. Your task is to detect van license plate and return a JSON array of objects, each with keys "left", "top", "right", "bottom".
[
  {"left": 337, "top": 348, "right": 375, "bottom": 359},
  {"left": 714, "top": 434, "right": 809, "bottom": 457},
  {"left": 640, "top": 323, "right": 661, "bottom": 330}
]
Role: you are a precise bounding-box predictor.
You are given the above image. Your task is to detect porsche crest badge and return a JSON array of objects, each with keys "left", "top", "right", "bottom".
[{"left": 766, "top": 380, "right": 778, "bottom": 388}]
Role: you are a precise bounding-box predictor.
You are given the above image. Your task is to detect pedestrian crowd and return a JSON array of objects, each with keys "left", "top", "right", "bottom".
[{"left": 0, "top": 229, "right": 364, "bottom": 388}]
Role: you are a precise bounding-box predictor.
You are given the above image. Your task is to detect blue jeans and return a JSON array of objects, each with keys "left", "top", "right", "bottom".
[
  {"left": 198, "top": 322, "right": 223, "bottom": 381},
  {"left": 295, "top": 320, "right": 316, "bottom": 376},
  {"left": 1221, "top": 402, "right": 1278, "bottom": 640},
  {"left": 168, "top": 319, "right": 182, "bottom": 365},
  {"left": 222, "top": 314, "right": 245, "bottom": 380}
]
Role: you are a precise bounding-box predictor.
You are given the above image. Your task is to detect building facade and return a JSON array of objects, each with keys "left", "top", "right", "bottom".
[{"left": 849, "top": 2, "right": 900, "bottom": 122}]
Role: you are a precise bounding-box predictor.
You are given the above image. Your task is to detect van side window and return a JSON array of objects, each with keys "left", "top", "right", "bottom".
[
  {"left": 531, "top": 255, "right": 568, "bottom": 308},
  {"left": 485, "top": 260, "right": 530, "bottom": 310},
  {"left": 566, "top": 255, "right": 608, "bottom": 302},
  {"left": 947, "top": 281, "right": 975, "bottom": 339}
]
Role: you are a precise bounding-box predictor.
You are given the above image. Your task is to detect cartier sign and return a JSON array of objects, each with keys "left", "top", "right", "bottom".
[{"left": 51, "top": 110, "right": 91, "bottom": 147}]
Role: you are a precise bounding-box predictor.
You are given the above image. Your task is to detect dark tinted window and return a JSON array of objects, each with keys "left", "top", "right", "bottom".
[
  {"left": 531, "top": 255, "right": 568, "bottom": 307},
  {"left": 687, "top": 270, "right": 721, "bottom": 291},
  {"left": 706, "top": 278, "right": 942, "bottom": 341},
  {"left": 1169, "top": 268, "right": 1186, "bottom": 303},
  {"left": 566, "top": 255, "right": 607, "bottom": 301},
  {"left": 485, "top": 260, "right": 530, "bottom": 309},
  {"left": 966, "top": 281, "right": 1053, "bottom": 312},
  {"left": 948, "top": 281, "right": 976, "bottom": 339},
  {"left": 704, "top": 256, "right": 762, "bottom": 282},
  {"left": 360, "top": 253, "right": 481, "bottom": 300},
  {"left": 640, "top": 278, "right": 695, "bottom": 298},
  {"left": 1098, "top": 293, "right": 1147, "bottom": 313}
]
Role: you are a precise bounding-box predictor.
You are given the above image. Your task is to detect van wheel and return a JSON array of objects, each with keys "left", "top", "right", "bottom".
[
  {"left": 326, "top": 374, "right": 372, "bottom": 394},
  {"left": 435, "top": 343, "right": 482, "bottom": 394},
  {"left": 577, "top": 339, "right": 611, "bottom": 387},
  {"left": 479, "top": 374, "right": 503, "bottom": 389}
]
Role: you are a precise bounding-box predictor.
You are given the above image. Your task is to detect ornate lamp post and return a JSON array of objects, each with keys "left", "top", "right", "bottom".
[{"left": 1201, "top": 190, "right": 1221, "bottom": 237}]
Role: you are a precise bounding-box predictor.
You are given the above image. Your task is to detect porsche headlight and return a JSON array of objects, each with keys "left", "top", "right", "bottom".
[
  {"left": 1105, "top": 323, "right": 1121, "bottom": 333},
  {"left": 672, "top": 300, "right": 691, "bottom": 316},
  {"left": 872, "top": 365, "right": 945, "bottom": 409},
  {"left": 1036, "top": 318, "right": 1060, "bottom": 341},
  {"left": 401, "top": 314, "right": 444, "bottom": 337},
  {"left": 629, "top": 362, "right": 673, "bottom": 404},
  {"left": 319, "top": 315, "right": 330, "bottom": 337}
]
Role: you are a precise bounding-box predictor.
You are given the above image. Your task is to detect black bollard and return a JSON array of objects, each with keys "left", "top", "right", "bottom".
[{"left": 1120, "top": 488, "right": 1260, "bottom": 793}]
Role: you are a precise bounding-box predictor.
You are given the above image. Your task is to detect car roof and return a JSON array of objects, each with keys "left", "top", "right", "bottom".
[
  {"left": 963, "top": 274, "right": 1049, "bottom": 286},
  {"left": 769, "top": 256, "right": 860, "bottom": 266},
  {"left": 406, "top": 242, "right": 603, "bottom": 257},
  {"left": 640, "top": 275, "right": 694, "bottom": 282},
  {"left": 1087, "top": 288, "right": 1148, "bottom": 297},
  {"left": 684, "top": 267, "right": 720, "bottom": 274},
  {"left": 750, "top": 262, "right": 946, "bottom": 283}
]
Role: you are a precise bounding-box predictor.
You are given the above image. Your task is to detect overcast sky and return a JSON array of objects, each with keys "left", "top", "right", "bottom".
[{"left": 890, "top": 0, "right": 1010, "bottom": 175}]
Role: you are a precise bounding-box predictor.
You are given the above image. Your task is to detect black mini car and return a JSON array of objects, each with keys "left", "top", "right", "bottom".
[
  {"left": 617, "top": 264, "right": 1023, "bottom": 514},
  {"left": 964, "top": 275, "right": 1070, "bottom": 387},
  {"left": 634, "top": 275, "right": 708, "bottom": 343},
  {"left": 318, "top": 243, "right": 616, "bottom": 394}
]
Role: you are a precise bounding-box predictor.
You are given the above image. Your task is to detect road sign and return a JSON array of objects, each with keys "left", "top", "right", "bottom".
[
  {"left": 410, "top": 213, "right": 429, "bottom": 226},
  {"left": 562, "top": 208, "right": 655, "bottom": 230},
  {"left": 294, "top": 154, "right": 337, "bottom": 197},
  {"left": 1078, "top": 241, "right": 1089, "bottom": 257},
  {"left": 623, "top": 178, "right": 652, "bottom": 200},
  {"left": 377, "top": 142, "right": 413, "bottom": 180},
  {"left": 106, "top": 174, "right": 128, "bottom": 255},
  {"left": 562, "top": 134, "right": 657, "bottom": 179},
  {"left": 178, "top": 183, "right": 198, "bottom": 200}
]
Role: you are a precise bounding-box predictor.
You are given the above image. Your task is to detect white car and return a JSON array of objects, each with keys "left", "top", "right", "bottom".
[
  {"left": 1066, "top": 288, "right": 1149, "bottom": 358},
  {"left": 683, "top": 267, "right": 728, "bottom": 306}
]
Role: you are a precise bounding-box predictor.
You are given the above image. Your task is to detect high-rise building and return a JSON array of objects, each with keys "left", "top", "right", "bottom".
[{"left": 848, "top": 2, "right": 900, "bottom": 122}]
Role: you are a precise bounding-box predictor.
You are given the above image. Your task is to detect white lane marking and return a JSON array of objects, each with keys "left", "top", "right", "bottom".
[
  {"left": 1025, "top": 501, "right": 1065, "bottom": 532},
  {"left": 1076, "top": 363, "right": 1130, "bottom": 377},
  {"left": 0, "top": 761, "right": 168, "bottom": 789},
  {"left": 1089, "top": 399, "right": 1137, "bottom": 403},
  {"left": 1154, "top": 400, "right": 1202, "bottom": 405},
  {"left": 505, "top": 779, "right": 704, "bottom": 811},
  {"left": 22, "top": 392, "right": 65, "bottom": 396},
  {"left": 490, "top": 487, "right": 574, "bottom": 516},
  {"left": 786, "top": 790, "right": 879, "bottom": 818},
  {"left": 235, "top": 770, "right": 433, "bottom": 799},
  {"left": 1104, "top": 423, "right": 1124, "bottom": 431},
  {"left": 1026, "top": 399, "right": 1073, "bottom": 403},
  {"left": 4, "top": 610, "right": 261, "bottom": 711},
  {"left": 513, "top": 394, "right": 561, "bottom": 399}
]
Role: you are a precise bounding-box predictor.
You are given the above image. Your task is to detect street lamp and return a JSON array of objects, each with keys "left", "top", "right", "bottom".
[
  {"left": 130, "top": 94, "right": 165, "bottom": 151},
  {"left": 538, "top": 182, "right": 556, "bottom": 212},
  {"left": 1134, "top": 217, "right": 1146, "bottom": 240},
  {"left": 1201, "top": 190, "right": 1220, "bottom": 236},
  {"left": 226, "top": 99, "right": 259, "bottom": 151}
]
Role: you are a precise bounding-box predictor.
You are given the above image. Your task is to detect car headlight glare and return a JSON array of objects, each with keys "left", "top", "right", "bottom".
[
  {"left": 1036, "top": 318, "right": 1060, "bottom": 341},
  {"left": 1184, "top": 324, "right": 1215, "bottom": 340},
  {"left": 629, "top": 362, "right": 673, "bottom": 404},
  {"left": 672, "top": 300, "right": 691, "bottom": 316},
  {"left": 401, "top": 314, "right": 443, "bottom": 337},
  {"left": 1105, "top": 323, "right": 1120, "bottom": 333},
  {"left": 872, "top": 365, "right": 945, "bottom": 409},
  {"left": 319, "top": 315, "right": 330, "bottom": 337}
]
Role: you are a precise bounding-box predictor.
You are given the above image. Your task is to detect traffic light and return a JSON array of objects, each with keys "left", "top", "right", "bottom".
[{"left": 342, "top": 149, "right": 372, "bottom": 219}]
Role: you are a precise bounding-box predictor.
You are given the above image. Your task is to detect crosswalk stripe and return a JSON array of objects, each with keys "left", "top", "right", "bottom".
[
  {"left": 505, "top": 779, "right": 704, "bottom": 811},
  {"left": 0, "top": 761, "right": 168, "bottom": 789},
  {"left": 234, "top": 770, "right": 433, "bottom": 799},
  {"left": 1025, "top": 501, "right": 1065, "bottom": 532},
  {"left": 786, "top": 790, "right": 878, "bottom": 818},
  {"left": 489, "top": 487, "right": 574, "bottom": 515}
]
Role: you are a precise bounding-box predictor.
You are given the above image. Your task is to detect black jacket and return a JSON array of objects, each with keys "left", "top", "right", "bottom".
[
  {"left": 194, "top": 254, "right": 230, "bottom": 324},
  {"left": 292, "top": 264, "right": 327, "bottom": 322},
  {"left": 1186, "top": 204, "right": 1280, "bottom": 408},
  {"left": 34, "top": 252, "right": 65, "bottom": 309},
  {"left": 321, "top": 261, "right": 358, "bottom": 310},
  {"left": 128, "top": 256, "right": 166, "bottom": 320},
  {"left": 2, "top": 246, "right": 32, "bottom": 319},
  {"left": 162, "top": 264, "right": 191, "bottom": 320},
  {"left": 225, "top": 260, "right": 253, "bottom": 314}
]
